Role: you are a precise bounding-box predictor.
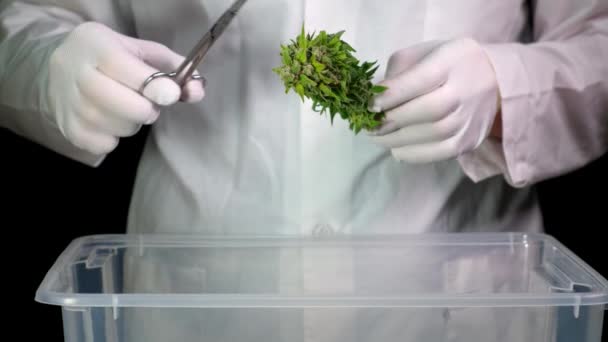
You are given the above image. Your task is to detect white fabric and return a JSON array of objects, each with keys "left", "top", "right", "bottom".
[{"left": 458, "top": 3, "right": 608, "bottom": 187}]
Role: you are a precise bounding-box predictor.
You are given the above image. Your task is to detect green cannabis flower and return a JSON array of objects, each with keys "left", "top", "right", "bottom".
[{"left": 273, "top": 25, "right": 388, "bottom": 134}]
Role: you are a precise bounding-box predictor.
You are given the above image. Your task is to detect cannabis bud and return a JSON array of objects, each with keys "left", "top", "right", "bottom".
[{"left": 273, "top": 25, "right": 388, "bottom": 134}]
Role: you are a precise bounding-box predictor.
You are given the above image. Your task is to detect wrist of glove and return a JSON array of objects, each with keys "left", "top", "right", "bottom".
[
  {"left": 369, "top": 38, "right": 501, "bottom": 164},
  {"left": 43, "top": 22, "right": 205, "bottom": 156}
]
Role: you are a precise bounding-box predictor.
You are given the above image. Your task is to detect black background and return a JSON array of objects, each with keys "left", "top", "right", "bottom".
[{"left": 2, "top": 127, "right": 607, "bottom": 341}]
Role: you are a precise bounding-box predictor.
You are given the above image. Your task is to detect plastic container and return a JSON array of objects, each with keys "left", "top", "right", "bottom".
[{"left": 36, "top": 233, "right": 608, "bottom": 342}]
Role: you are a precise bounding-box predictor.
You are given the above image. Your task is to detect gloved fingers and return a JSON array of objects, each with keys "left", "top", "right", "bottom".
[
  {"left": 78, "top": 100, "right": 142, "bottom": 138},
  {"left": 62, "top": 115, "right": 120, "bottom": 156},
  {"left": 122, "top": 37, "right": 206, "bottom": 103},
  {"left": 370, "top": 56, "right": 448, "bottom": 113},
  {"left": 391, "top": 136, "right": 461, "bottom": 164},
  {"left": 79, "top": 68, "right": 161, "bottom": 125},
  {"left": 371, "top": 85, "right": 460, "bottom": 136},
  {"left": 370, "top": 115, "right": 461, "bottom": 149},
  {"left": 385, "top": 40, "right": 444, "bottom": 78},
  {"left": 181, "top": 78, "right": 206, "bottom": 103},
  {"left": 96, "top": 44, "right": 181, "bottom": 107},
  {"left": 120, "top": 36, "right": 184, "bottom": 71}
]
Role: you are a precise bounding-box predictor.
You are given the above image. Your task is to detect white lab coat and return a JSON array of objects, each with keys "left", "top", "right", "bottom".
[{"left": 1, "top": 1, "right": 607, "bottom": 341}]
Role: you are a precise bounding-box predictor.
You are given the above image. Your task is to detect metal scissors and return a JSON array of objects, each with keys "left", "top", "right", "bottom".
[{"left": 139, "top": 0, "right": 249, "bottom": 96}]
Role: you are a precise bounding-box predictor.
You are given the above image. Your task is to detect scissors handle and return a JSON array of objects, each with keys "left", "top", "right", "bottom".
[{"left": 139, "top": 72, "right": 205, "bottom": 95}]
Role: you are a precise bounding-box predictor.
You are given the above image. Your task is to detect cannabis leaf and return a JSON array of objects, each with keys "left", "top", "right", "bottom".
[{"left": 272, "top": 25, "right": 388, "bottom": 134}]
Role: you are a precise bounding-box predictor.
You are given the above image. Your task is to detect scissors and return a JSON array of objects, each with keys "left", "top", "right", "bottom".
[{"left": 139, "top": 0, "right": 249, "bottom": 96}]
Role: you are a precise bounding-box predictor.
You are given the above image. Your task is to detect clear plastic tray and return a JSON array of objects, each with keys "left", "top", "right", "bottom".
[{"left": 36, "top": 233, "right": 608, "bottom": 342}]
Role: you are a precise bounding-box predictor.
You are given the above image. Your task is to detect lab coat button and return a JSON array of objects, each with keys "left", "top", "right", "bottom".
[{"left": 312, "top": 223, "right": 335, "bottom": 237}]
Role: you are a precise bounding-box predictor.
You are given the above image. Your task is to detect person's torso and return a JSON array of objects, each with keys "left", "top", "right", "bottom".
[{"left": 115, "top": 0, "right": 541, "bottom": 236}]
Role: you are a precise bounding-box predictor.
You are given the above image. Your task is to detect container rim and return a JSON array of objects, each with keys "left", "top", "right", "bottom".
[
  {"left": 35, "top": 232, "right": 608, "bottom": 309},
  {"left": 35, "top": 291, "right": 608, "bottom": 309}
]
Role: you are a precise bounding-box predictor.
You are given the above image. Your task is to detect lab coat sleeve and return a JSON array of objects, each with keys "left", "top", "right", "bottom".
[
  {"left": 0, "top": 1, "right": 103, "bottom": 166},
  {"left": 457, "top": 0, "right": 608, "bottom": 188}
]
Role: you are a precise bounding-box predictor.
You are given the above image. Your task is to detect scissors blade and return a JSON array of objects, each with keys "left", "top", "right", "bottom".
[{"left": 174, "top": 0, "right": 249, "bottom": 86}]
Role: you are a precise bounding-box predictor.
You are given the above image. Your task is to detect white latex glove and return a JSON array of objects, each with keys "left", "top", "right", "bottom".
[
  {"left": 45, "top": 22, "right": 205, "bottom": 156},
  {"left": 369, "top": 39, "right": 500, "bottom": 163}
]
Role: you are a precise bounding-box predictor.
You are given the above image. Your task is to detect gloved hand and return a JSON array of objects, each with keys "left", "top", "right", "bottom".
[
  {"left": 368, "top": 39, "right": 500, "bottom": 163},
  {"left": 44, "top": 22, "right": 205, "bottom": 156}
]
